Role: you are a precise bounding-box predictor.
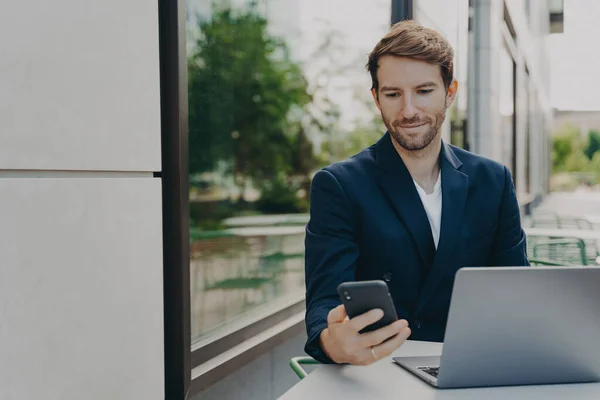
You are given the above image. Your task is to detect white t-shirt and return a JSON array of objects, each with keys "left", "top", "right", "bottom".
[{"left": 413, "top": 171, "right": 442, "bottom": 249}]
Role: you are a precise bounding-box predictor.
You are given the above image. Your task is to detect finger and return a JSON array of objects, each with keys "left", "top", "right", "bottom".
[
  {"left": 359, "top": 319, "right": 409, "bottom": 348},
  {"left": 348, "top": 308, "right": 384, "bottom": 332},
  {"left": 372, "top": 327, "right": 412, "bottom": 359},
  {"left": 327, "top": 304, "right": 347, "bottom": 325},
  {"left": 353, "top": 347, "right": 380, "bottom": 366}
]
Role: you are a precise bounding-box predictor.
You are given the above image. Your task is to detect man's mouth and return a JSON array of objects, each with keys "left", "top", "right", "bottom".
[{"left": 400, "top": 122, "right": 427, "bottom": 128}]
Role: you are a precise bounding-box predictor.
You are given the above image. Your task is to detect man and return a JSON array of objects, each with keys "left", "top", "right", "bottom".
[{"left": 304, "top": 20, "right": 529, "bottom": 366}]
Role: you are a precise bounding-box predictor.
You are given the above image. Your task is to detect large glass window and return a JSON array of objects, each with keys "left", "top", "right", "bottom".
[{"left": 186, "top": 0, "right": 391, "bottom": 351}]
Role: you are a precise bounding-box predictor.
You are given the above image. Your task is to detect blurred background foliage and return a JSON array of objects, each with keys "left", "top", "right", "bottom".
[{"left": 551, "top": 125, "right": 600, "bottom": 190}]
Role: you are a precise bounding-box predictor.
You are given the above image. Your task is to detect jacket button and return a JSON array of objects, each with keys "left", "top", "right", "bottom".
[
  {"left": 413, "top": 320, "right": 421, "bottom": 329},
  {"left": 383, "top": 272, "right": 392, "bottom": 282}
]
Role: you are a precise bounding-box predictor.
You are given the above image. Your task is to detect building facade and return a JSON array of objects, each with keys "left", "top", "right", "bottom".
[{"left": 415, "top": 0, "right": 560, "bottom": 208}]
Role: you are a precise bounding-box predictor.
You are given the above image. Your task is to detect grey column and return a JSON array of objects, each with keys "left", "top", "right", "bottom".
[{"left": 468, "top": 0, "right": 503, "bottom": 161}]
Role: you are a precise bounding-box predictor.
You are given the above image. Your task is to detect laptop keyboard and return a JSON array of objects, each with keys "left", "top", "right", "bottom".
[{"left": 417, "top": 366, "right": 440, "bottom": 378}]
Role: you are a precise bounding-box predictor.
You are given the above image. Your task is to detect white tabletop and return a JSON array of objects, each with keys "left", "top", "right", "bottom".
[
  {"left": 225, "top": 225, "right": 306, "bottom": 237},
  {"left": 525, "top": 227, "right": 600, "bottom": 241},
  {"left": 222, "top": 214, "right": 309, "bottom": 227},
  {"left": 584, "top": 215, "right": 600, "bottom": 224},
  {"left": 280, "top": 341, "right": 600, "bottom": 400}
]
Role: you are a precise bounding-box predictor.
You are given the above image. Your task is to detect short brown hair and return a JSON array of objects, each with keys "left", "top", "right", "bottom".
[{"left": 367, "top": 20, "right": 454, "bottom": 91}]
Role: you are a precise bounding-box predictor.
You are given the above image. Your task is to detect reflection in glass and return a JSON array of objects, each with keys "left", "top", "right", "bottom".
[{"left": 186, "top": 0, "right": 390, "bottom": 344}]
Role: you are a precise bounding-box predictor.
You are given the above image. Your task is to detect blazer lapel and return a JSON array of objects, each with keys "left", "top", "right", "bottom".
[
  {"left": 373, "top": 133, "right": 436, "bottom": 272},
  {"left": 415, "top": 142, "right": 469, "bottom": 315}
]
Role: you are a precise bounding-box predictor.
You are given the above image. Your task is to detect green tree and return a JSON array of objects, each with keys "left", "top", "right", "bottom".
[
  {"left": 552, "top": 125, "right": 588, "bottom": 173},
  {"left": 302, "top": 29, "right": 364, "bottom": 164},
  {"left": 187, "top": 5, "right": 311, "bottom": 192},
  {"left": 585, "top": 129, "right": 600, "bottom": 160},
  {"left": 321, "top": 123, "right": 383, "bottom": 161},
  {"left": 319, "top": 90, "right": 385, "bottom": 162},
  {"left": 563, "top": 151, "right": 590, "bottom": 172}
]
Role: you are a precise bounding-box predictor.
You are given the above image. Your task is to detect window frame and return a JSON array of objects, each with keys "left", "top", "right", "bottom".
[
  {"left": 162, "top": 0, "right": 413, "bottom": 397},
  {"left": 159, "top": 0, "right": 191, "bottom": 398}
]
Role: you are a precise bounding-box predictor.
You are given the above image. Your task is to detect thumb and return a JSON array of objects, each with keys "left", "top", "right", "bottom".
[{"left": 327, "top": 304, "right": 347, "bottom": 325}]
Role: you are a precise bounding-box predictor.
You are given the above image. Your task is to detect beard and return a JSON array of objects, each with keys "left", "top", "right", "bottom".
[{"left": 383, "top": 108, "right": 446, "bottom": 152}]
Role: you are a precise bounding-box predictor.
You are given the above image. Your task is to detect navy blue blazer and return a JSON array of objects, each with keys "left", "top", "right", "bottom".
[{"left": 304, "top": 132, "right": 529, "bottom": 363}]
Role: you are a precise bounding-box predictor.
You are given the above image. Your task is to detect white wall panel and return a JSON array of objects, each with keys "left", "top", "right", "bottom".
[
  {"left": 0, "top": 0, "right": 161, "bottom": 171},
  {"left": 0, "top": 178, "right": 163, "bottom": 400}
]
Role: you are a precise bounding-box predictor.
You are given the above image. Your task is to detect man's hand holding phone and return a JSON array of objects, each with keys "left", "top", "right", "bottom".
[{"left": 319, "top": 304, "right": 411, "bottom": 365}]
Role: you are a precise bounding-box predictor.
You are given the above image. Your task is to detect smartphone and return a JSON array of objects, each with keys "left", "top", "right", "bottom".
[{"left": 337, "top": 280, "right": 399, "bottom": 333}]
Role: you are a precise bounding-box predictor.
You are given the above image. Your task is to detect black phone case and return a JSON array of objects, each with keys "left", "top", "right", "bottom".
[{"left": 337, "top": 280, "right": 399, "bottom": 333}]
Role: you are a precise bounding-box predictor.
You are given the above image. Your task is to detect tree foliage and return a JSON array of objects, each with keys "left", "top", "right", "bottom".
[
  {"left": 552, "top": 125, "right": 600, "bottom": 183},
  {"left": 552, "top": 125, "right": 587, "bottom": 172},
  {"left": 187, "top": 5, "right": 313, "bottom": 189},
  {"left": 585, "top": 130, "right": 600, "bottom": 160}
]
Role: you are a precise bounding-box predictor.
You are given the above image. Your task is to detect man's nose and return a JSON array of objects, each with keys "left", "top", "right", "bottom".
[{"left": 401, "top": 95, "right": 418, "bottom": 120}]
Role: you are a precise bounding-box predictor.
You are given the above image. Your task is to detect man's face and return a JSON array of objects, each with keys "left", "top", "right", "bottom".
[{"left": 371, "top": 55, "right": 458, "bottom": 152}]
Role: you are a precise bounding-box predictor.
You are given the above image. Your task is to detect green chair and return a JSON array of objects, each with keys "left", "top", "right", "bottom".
[
  {"left": 529, "top": 258, "right": 564, "bottom": 266},
  {"left": 528, "top": 236, "right": 587, "bottom": 266},
  {"left": 290, "top": 357, "right": 319, "bottom": 380},
  {"left": 528, "top": 214, "right": 599, "bottom": 265},
  {"left": 530, "top": 211, "right": 561, "bottom": 229}
]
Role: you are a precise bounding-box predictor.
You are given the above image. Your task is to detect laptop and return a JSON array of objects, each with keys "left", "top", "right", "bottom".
[{"left": 393, "top": 266, "right": 600, "bottom": 389}]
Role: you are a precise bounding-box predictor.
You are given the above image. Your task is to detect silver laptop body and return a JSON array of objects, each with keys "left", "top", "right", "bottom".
[{"left": 393, "top": 266, "right": 600, "bottom": 389}]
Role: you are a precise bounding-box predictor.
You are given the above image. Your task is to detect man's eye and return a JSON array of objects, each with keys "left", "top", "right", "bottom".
[
  {"left": 418, "top": 89, "right": 433, "bottom": 95},
  {"left": 385, "top": 93, "right": 399, "bottom": 98}
]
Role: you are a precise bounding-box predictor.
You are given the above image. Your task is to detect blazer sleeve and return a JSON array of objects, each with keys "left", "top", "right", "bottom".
[
  {"left": 304, "top": 168, "right": 359, "bottom": 363},
  {"left": 487, "top": 166, "right": 530, "bottom": 267}
]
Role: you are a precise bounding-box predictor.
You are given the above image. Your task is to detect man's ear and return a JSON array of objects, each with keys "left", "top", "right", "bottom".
[
  {"left": 371, "top": 88, "right": 381, "bottom": 112},
  {"left": 446, "top": 79, "right": 459, "bottom": 108}
]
